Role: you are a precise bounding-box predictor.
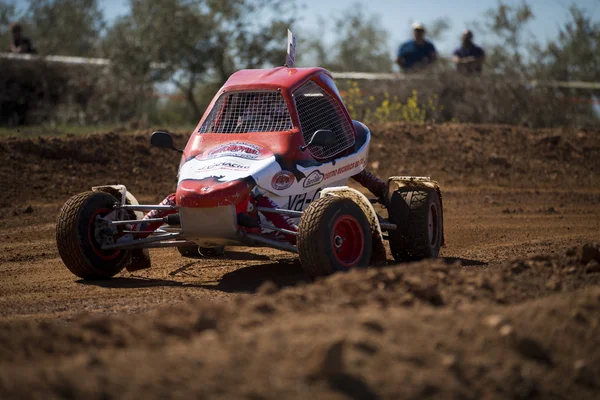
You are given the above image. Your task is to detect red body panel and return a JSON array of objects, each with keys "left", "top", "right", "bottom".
[
  {"left": 177, "top": 130, "right": 305, "bottom": 208},
  {"left": 178, "top": 178, "right": 253, "bottom": 208},
  {"left": 183, "top": 131, "right": 297, "bottom": 161},
  {"left": 220, "top": 67, "right": 331, "bottom": 92},
  {"left": 177, "top": 67, "right": 356, "bottom": 209}
]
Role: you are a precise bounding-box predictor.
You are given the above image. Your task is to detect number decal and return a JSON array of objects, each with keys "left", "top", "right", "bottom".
[{"left": 287, "top": 189, "right": 321, "bottom": 211}]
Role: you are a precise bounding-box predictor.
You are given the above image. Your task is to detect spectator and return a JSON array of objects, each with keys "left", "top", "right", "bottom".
[
  {"left": 396, "top": 22, "right": 437, "bottom": 72},
  {"left": 9, "top": 23, "right": 35, "bottom": 54},
  {"left": 452, "top": 29, "right": 484, "bottom": 74}
]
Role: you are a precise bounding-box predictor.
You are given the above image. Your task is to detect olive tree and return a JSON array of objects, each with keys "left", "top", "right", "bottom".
[{"left": 103, "top": 0, "right": 296, "bottom": 119}]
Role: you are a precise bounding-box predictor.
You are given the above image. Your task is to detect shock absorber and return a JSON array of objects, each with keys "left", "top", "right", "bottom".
[
  {"left": 351, "top": 169, "right": 386, "bottom": 199},
  {"left": 134, "top": 193, "right": 178, "bottom": 237},
  {"left": 255, "top": 195, "right": 298, "bottom": 244}
]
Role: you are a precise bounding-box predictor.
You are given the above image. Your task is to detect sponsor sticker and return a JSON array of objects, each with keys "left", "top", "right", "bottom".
[
  {"left": 323, "top": 157, "right": 367, "bottom": 180},
  {"left": 195, "top": 161, "right": 250, "bottom": 171},
  {"left": 204, "top": 142, "right": 262, "bottom": 160},
  {"left": 271, "top": 170, "right": 295, "bottom": 190},
  {"left": 303, "top": 170, "right": 324, "bottom": 188}
]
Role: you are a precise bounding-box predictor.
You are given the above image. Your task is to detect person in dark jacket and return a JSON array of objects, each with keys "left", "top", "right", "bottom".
[
  {"left": 9, "top": 23, "right": 35, "bottom": 54},
  {"left": 452, "top": 29, "right": 485, "bottom": 74}
]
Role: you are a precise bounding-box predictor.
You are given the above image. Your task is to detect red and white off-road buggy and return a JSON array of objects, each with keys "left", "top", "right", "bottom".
[{"left": 56, "top": 32, "right": 444, "bottom": 279}]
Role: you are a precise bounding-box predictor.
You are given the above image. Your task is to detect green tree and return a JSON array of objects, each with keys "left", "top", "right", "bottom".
[
  {"left": 535, "top": 5, "right": 600, "bottom": 82},
  {"left": 302, "top": 4, "right": 392, "bottom": 72},
  {"left": 426, "top": 17, "right": 451, "bottom": 42},
  {"left": 25, "top": 0, "right": 105, "bottom": 56},
  {"left": 0, "top": 0, "right": 16, "bottom": 28},
  {"left": 471, "top": 0, "right": 599, "bottom": 126},
  {"left": 104, "top": 0, "right": 296, "bottom": 119},
  {"left": 0, "top": 0, "right": 21, "bottom": 50},
  {"left": 477, "top": 0, "right": 535, "bottom": 75}
]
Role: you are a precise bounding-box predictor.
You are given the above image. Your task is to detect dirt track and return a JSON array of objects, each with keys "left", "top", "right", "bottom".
[{"left": 1, "top": 122, "right": 599, "bottom": 398}]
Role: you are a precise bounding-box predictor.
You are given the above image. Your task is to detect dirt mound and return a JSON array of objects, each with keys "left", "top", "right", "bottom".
[
  {"left": 1, "top": 123, "right": 599, "bottom": 208},
  {"left": 1, "top": 248, "right": 600, "bottom": 399},
  {"left": 0, "top": 130, "right": 186, "bottom": 207},
  {"left": 369, "top": 123, "right": 600, "bottom": 188}
]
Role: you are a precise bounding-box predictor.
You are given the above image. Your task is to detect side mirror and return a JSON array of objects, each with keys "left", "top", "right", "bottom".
[
  {"left": 151, "top": 131, "right": 183, "bottom": 153},
  {"left": 300, "top": 129, "right": 335, "bottom": 152}
]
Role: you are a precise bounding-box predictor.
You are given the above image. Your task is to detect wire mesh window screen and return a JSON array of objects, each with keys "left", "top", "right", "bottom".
[
  {"left": 294, "top": 81, "right": 355, "bottom": 159},
  {"left": 199, "top": 91, "right": 293, "bottom": 134}
]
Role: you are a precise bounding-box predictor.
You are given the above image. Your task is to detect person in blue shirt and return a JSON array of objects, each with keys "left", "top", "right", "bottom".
[
  {"left": 452, "top": 29, "right": 485, "bottom": 74},
  {"left": 396, "top": 22, "right": 437, "bottom": 72}
]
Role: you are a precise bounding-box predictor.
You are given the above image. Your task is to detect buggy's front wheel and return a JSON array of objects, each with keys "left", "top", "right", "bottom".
[
  {"left": 297, "top": 196, "right": 372, "bottom": 278},
  {"left": 56, "top": 191, "right": 131, "bottom": 279}
]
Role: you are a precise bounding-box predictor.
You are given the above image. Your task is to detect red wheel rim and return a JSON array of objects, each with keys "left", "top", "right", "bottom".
[
  {"left": 88, "top": 208, "right": 121, "bottom": 261},
  {"left": 330, "top": 215, "right": 365, "bottom": 268}
]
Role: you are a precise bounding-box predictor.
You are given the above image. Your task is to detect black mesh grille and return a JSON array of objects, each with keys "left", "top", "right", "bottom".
[
  {"left": 294, "top": 81, "right": 355, "bottom": 159},
  {"left": 199, "top": 91, "right": 292, "bottom": 134}
]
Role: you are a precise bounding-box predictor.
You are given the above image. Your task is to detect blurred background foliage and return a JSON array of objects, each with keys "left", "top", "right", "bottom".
[{"left": 0, "top": 0, "right": 599, "bottom": 128}]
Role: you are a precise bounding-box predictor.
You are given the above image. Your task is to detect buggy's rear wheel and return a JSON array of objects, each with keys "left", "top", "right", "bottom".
[
  {"left": 56, "top": 191, "right": 131, "bottom": 279},
  {"left": 297, "top": 196, "right": 372, "bottom": 278},
  {"left": 388, "top": 187, "right": 443, "bottom": 262}
]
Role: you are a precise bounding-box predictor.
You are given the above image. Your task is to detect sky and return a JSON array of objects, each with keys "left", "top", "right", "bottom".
[{"left": 101, "top": 0, "right": 600, "bottom": 57}]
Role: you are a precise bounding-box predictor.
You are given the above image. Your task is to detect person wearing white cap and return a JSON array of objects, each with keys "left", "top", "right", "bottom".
[{"left": 396, "top": 22, "right": 437, "bottom": 72}]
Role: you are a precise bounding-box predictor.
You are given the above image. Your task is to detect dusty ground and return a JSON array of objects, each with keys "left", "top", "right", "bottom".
[{"left": 0, "top": 122, "right": 599, "bottom": 399}]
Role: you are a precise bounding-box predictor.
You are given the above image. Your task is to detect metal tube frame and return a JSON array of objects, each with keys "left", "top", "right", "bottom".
[
  {"left": 102, "top": 232, "right": 183, "bottom": 250},
  {"left": 101, "top": 185, "right": 391, "bottom": 253},
  {"left": 122, "top": 228, "right": 181, "bottom": 234},
  {"left": 258, "top": 223, "right": 298, "bottom": 236},
  {"left": 242, "top": 233, "right": 298, "bottom": 254},
  {"left": 379, "top": 223, "right": 397, "bottom": 231},
  {"left": 256, "top": 207, "right": 303, "bottom": 217},
  {"left": 111, "top": 217, "right": 165, "bottom": 226},
  {"left": 123, "top": 240, "right": 198, "bottom": 249},
  {"left": 117, "top": 204, "right": 178, "bottom": 211}
]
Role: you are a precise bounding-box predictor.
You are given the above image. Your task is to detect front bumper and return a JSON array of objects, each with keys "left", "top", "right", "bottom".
[{"left": 179, "top": 205, "right": 240, "bottom": 246}]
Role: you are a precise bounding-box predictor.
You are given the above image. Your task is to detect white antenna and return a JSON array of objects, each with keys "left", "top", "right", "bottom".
[{"left": 285, "top": 29, "right": 296, "bottom": 68}]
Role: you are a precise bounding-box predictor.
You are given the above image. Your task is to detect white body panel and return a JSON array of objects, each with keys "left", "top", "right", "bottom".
[
  {"left": 177, "top": 130, "right": 371, "bottom": 205},
  {"left": 176, "top": 128, "right": 372, "bottom": 237}
]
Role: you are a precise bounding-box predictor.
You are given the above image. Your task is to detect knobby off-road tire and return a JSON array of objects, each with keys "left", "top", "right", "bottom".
[
  {"left": 388, "top": 187, "right": 443, "bottom": 262},
  {"left": 297, "top": 196, "right": 372, "bottom": 278},
  {"left": 56, "top": 191, "right": 131, "bottom": 279}
]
